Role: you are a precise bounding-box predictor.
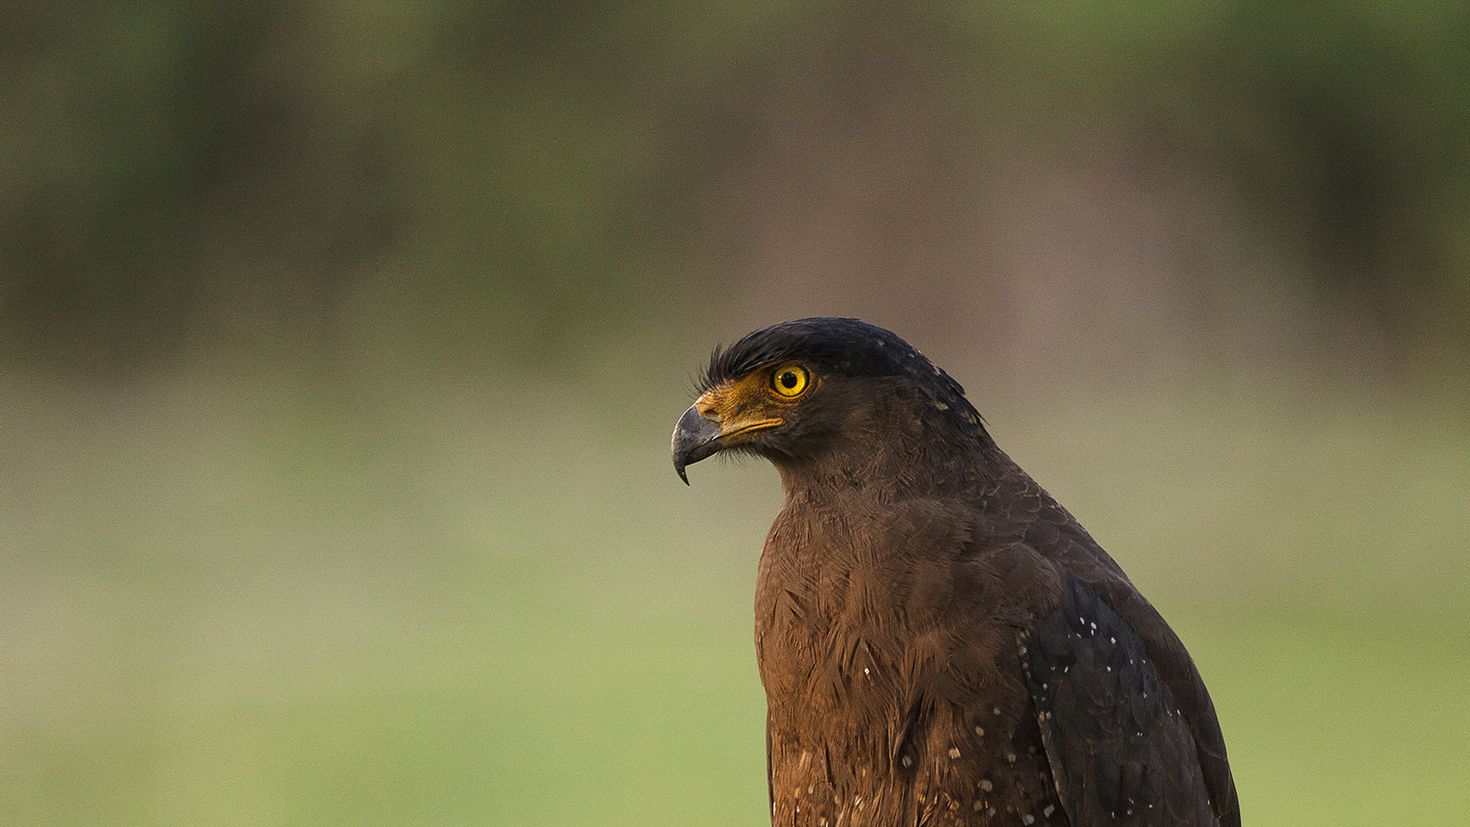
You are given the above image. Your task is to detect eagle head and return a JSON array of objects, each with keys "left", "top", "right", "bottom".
[{"left": 671, "top": 317, "right": 986, "bottom": 485}]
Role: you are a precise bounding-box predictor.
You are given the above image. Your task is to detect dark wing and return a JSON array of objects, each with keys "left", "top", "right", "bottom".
[
  {"left": 1087, "top": 576, "right": 1240, "bottom": 825},
  {"left": 1021, "top": 574, "right": 1230, "bottom": 826}
]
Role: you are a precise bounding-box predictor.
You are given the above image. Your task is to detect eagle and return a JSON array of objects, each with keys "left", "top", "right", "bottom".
[{"left": 671, "top": 318, "right": 1238, "bottom": 826}]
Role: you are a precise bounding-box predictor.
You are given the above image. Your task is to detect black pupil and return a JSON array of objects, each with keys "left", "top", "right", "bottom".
[{"left": 780, "top": 371, "right": 798, "bottom": 389}]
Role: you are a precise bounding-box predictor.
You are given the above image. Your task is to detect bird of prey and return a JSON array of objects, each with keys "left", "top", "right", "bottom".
[{"left": 671, "top": 318, "right": 1238, "bottom": 826}]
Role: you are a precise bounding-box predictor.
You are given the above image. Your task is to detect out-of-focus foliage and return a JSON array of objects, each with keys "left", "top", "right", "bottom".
[
  {"left": 3, "top": 4, "right": 1468, "bottom": 825},
  {"left": 3, "top": 2, "right": 1468, "bottom": 376}
]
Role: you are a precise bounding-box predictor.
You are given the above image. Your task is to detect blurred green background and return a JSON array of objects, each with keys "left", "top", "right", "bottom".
[{"left": 3, "top": 3, "right": 1469, "bottom": 824}]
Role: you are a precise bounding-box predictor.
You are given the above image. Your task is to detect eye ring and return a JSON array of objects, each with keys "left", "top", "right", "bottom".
[{"left": 770, "top": 364, "right": 810, "bottom": 398}]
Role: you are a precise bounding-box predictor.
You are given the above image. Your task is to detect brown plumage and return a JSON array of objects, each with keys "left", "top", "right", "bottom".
[{"left": 672, "top": 318, "right": 1239, "bottom": 826}]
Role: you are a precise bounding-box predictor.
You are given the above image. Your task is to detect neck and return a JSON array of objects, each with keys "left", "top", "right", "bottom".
[{"left": 773, "top": 406, "right": 1002, "bottom": 502}]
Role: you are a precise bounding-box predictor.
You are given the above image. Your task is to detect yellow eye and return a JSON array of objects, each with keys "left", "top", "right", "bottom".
[{"left": 770, "top": 364, "right": 810, "bottom": 398}]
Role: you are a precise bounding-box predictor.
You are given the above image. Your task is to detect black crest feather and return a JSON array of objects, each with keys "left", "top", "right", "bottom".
[
  {"left": 701, "top": 318, "right": 921, "bottom": 390},
  {"left": 698, "top": 317, "right": 987, "bottom": 435}
]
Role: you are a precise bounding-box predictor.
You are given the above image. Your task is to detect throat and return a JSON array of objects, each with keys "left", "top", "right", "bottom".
[{"left": 773, "top": 424, "right": 996, "bottom": 501}]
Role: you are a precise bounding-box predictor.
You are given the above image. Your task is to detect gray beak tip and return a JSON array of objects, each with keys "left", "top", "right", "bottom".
[{"left": 672, "top": 403, "right": 722, "bottom": 485}]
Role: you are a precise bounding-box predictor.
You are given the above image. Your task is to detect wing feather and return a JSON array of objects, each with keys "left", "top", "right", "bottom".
[{"left": 1022, "top": 574, "right": 1228, "bottom": 825}]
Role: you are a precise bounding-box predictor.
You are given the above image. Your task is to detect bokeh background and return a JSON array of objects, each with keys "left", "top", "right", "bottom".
[{"left": 4, "top": 4, "right": 1469, "bottom": 824}]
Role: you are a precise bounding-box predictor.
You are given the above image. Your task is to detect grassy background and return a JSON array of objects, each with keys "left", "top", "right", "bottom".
[
  {"left": 5, "top": 3, "right": 1470, "bottom": 823},
  {"left": 4, "top": 365, "right": 1467, "bottom": 824}
]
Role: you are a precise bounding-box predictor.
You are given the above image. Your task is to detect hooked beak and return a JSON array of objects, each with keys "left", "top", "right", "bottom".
[
  {"left": 671, "top": 404, "right": 724, "bottom": 485},
  {"left": 672, "top": 388, "right": 786, "bottom": 484}
]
